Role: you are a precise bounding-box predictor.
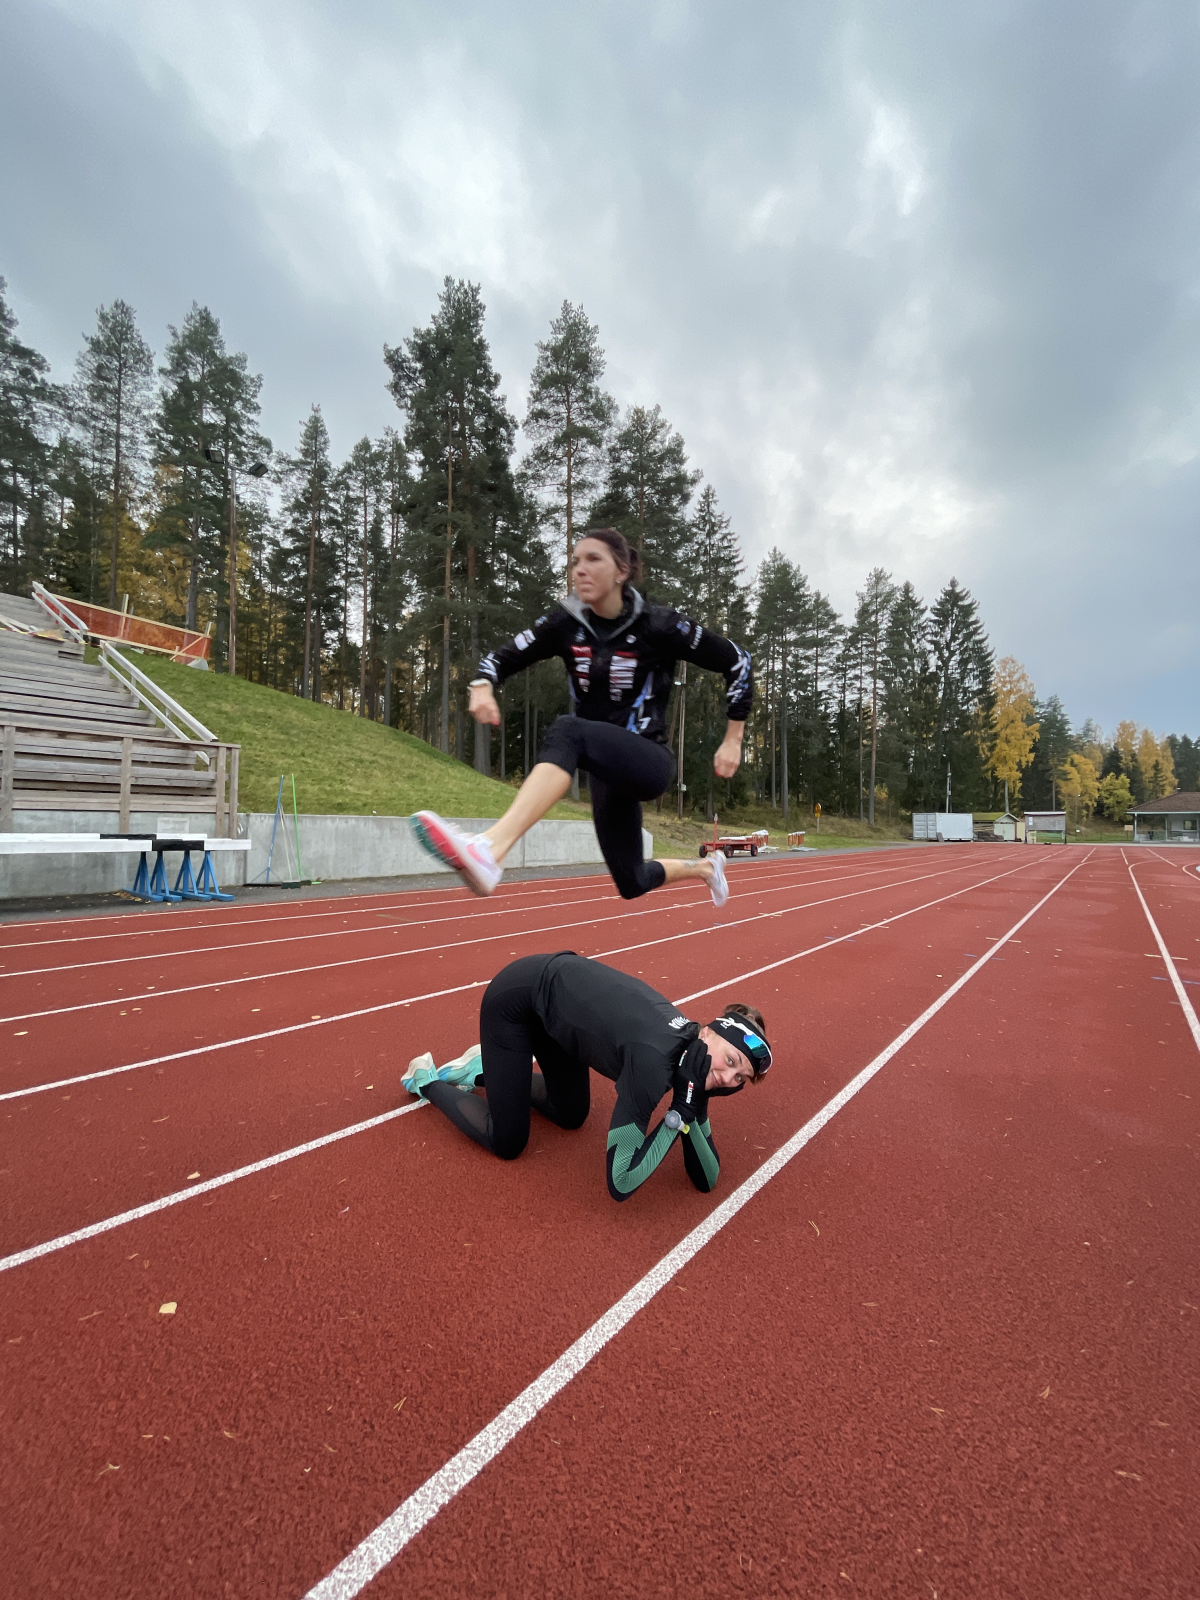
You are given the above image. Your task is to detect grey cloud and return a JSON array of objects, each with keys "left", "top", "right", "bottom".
[{"left": 3, "top": 0, "right": 1198, "bottom": 729}]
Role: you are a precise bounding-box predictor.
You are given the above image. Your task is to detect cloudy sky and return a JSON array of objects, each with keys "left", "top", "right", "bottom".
[{"left": 3, "top": 0, "right": 1198, "bottom": 732}]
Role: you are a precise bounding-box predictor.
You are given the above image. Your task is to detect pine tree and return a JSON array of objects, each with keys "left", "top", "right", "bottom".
[
  {"left": 73, "top": 300, "right": 154, "bottom": 607},
  {"left": 0, "top": 278, "right": 63, "bottom": 591},
  {"left": 522, "top": 302, "right": 615, "bottom": 590},
  {"left": 855, "top": 568, "right": 897, "bottom": 825},
  {"left": 878, "top": 582, "right": 931, "bottom": 813},
  {"left": 384, "top": 277, "right": 519, "bottom": 766},
  {"left": 590, "top": 404, "right": 700, "bottom": 604},
  {"left": 149, "top": 305, "right": 268, "bottom": 649},
  {"left": 278, "top": 407, "right": 335, "bottom": 699}
]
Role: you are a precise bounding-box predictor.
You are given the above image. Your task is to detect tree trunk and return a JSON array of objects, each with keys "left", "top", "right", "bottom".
[
  {"left": 108, "top": 363, "right": 124, "bottom": 608},
  {"left": 781, "top": 640, "right": 789, "bottom": 824},
  {"left": 359, "top": 485, "right": 370, "bottom": 715},
  {"left": 302, "top": 497, "right": 317, "bottom": 698}
]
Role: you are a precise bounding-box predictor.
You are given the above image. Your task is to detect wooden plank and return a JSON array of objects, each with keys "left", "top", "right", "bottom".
[
  {"left": 12, "top": 793, "right": 218, "bottom": 813},
  {"left": 1, "top": 722, "right": 14, "bottom": 831},
  {"left": 0, "top": 715, "right": 213, "bottom": 746},
  {"left": 119, "top": 738, "right": 132, "bottom": 832},
  {"left": 228, "top": 745, "right": 240, "bottom": 838},
  {"left": 215, "top": 744, "right": 227, "bottom": 836}
]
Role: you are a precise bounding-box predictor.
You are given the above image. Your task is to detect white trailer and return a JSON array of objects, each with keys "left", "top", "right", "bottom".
[{"left": 912, "top": 812, "right": 974, "bottom": 842}]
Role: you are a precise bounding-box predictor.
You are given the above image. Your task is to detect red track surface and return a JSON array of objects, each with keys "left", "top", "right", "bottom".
[{"left": 1, "top": 846, "right": 1197, "bottom": 1598}]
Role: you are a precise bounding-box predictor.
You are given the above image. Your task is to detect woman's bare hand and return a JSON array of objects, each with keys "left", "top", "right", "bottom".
[
  {"left": 713, "top": 732, "right": 743, "bottom": 779},
  {"left": 469, "top": 683, "right": 502, "bottom": 726}
]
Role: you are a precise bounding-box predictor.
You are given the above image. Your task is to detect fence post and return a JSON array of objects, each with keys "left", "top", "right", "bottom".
[
  {"left": 119, "top": 737, "right": 132, "bottom": 833},
  {"left": 227, "top": 746, "right": 240, "bottom": 838},
  {"left": 215, "top": 744, "right": 227, "bottom": 837},
  {"left": 1, "top": 724, "right": 14, "bottom": 832}
]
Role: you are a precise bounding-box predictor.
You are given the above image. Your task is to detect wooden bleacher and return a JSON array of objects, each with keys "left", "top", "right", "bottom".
[{"left": 0, "top": 591, "right": 240, "bottom": 835}]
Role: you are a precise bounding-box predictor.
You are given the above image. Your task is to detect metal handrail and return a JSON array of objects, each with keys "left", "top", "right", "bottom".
[
  {"left": 29, "top": 581, "right": 217, "bottom": 751},
  {"left": 29, "top": 581, "right": 87, "bottom": 643},
  {"left": 99, "top": 642, "right": 216, "bottom": 744}
]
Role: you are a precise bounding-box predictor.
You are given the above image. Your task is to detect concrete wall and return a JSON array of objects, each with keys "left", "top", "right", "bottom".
[{"left": 0, "top": 812, "right": 652, "bottom": 899}]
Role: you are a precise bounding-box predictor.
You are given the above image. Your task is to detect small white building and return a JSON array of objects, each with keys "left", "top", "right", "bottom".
[
  {"left": 992, "top": 811, "right": 1022, "bottom": 842},
  {"left": 1129, "top": 793, "right": 1200, "bottom": 844}
]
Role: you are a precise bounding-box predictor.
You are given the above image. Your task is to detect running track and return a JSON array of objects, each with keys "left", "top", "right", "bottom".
[{"left": 1, "top": 845, "right": 1197, "bottom": 1598}]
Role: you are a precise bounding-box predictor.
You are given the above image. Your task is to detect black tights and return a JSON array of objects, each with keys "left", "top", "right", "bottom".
[
  {"left": 420, "top": 955, "right": 588, "bottom": 1161},
  {"left": 538, "top": 716, "right": 673, "bottom": 900}
]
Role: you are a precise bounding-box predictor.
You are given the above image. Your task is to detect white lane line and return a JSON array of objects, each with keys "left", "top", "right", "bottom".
[
  {"left": 1125, "top": 853, "right": 1200, "bottom": 1053},
  {"left": 300, "top": 850, "right": 1090, "bottom": 1600},
  {"left": 0, "top": 1102, "right": 428, "bottom": 1275},
  {"left": 1, "top": 856, "right": 1021, "bottom": 1092},
  {"left": 0, "top": 855, "right": 1050, "bottom": 1264},
  {"left": 671, "top": 853, "right": 1049, "bottom": 1004},
  {"left": 0, "top": 867, "right": 700, "bottom": 952},
  {"left": 1146, "top": 846, "right": 1200, "bottom": 884},
  {"left": 0, "top": 855, "right": 982, "bottom": 1025},
  {"left": 0, "top": 978, "right": 490, "bottom": 1102},
  {"left": 0, "top": 855, "right": 915, "bottom": 975}
]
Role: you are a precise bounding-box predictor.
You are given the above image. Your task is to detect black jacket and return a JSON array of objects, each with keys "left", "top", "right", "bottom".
[
  {"left": 530, "top": 952, "right": 723, "bottom": 1201},
  {"left": 477, "top": 590, "right": 753, "bottom": 743}
]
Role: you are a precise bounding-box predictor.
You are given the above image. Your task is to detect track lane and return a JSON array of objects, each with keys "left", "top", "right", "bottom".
[
  {"left": 0, "top": 857, "right": 1075, "bottom": 1597},
  {"left": 1, "top": 856, "right": 1051, "bottom": 1251},
  {"left": 1, "top": 853, "right": 1010, "bottom": 1087},
  {"left": 0, "top": 852, "right": 938, "bottom": 989},
  {"left": 340, "top": 850, "right": 1200, "bottom": 1600}
]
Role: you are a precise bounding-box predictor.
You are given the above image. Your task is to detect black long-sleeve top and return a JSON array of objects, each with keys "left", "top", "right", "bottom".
[
  {"left": 477, "top": 590, "right": 753, "bottom": 743},
  {"left": 530, "top": 952, "right": 722, "bottom": 1202}
]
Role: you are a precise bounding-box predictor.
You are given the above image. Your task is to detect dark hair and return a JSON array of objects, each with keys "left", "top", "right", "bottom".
[
  {"left": 723, "top": 1001, "right": 768, "bottom": 1081},
  {"left": 577, "top": 527, "right": 642, "bottom": 592}
]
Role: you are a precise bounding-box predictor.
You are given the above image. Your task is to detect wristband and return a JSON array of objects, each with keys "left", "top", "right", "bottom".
[{"left": 468, "top": 678, "right": 493, "bottom": 690}]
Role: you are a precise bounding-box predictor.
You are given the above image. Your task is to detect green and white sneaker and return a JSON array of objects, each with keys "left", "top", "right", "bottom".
[{"left": 435, "top": 1044, "right": 484, "bottom": 1090}]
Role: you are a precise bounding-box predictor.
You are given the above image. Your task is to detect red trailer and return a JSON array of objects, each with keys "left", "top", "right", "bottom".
[{"left": 698, "top": 820, "right": 770, "bottom": 858}]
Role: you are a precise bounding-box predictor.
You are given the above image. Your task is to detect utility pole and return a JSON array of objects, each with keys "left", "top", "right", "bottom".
[
  {"left": 945, "top": 763, "right": 952, "bottom": 814},
  {"left": 676, "top": 662, "right": 687, "bottom": 820}
]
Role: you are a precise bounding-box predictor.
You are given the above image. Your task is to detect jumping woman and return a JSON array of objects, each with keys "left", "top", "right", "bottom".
[
  {"left": 401, "top": 951, "right": 772, "bottom": 1202},
  {"left": 411, "top": 527, "right": 753, "bottom": 906}
]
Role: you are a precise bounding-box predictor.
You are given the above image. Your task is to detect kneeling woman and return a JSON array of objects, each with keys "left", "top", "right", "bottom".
[{"left": 402, "top": 951, "right": 772, "bottom": 1202}]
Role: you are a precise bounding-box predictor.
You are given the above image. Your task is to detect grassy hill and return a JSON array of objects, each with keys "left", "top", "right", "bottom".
[{"left": 132, "top": 655, "right": 591, "bottom": 821}]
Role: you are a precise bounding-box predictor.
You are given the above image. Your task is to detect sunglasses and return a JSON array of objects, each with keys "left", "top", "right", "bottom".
[{"left": 718, "top": 1018, "right": 772, "bottom": 1075}]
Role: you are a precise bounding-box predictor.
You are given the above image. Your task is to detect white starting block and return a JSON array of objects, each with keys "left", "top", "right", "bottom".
[{"left": 0, "top": 832, "right": 249, "bottom": 903}]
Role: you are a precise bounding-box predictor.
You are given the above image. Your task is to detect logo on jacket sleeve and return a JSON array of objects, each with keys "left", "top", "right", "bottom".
[
  {"left": 514, "top": 628, "right": 536, "bottom": 652},
  {"left": 669, "top": 1014, "right": 689, "bottom": 1030}
]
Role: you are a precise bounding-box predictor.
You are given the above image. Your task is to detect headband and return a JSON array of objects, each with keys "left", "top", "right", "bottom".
[{"left": 706, "top": 1015, "right": 772, "bottom": 1076}]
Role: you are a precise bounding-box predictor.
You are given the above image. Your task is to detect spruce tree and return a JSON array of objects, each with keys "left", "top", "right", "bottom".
[
  {"left": 925, "top": 578, "right": 994, "bottom": 811},
  {"left": 1025, "top": 695, "right": 1073, "bottom": 809},
  {"left": 522, "top": 302, "right": 615, "bottom": 590},
  {"left": 855, "top": 568, "right": 897, "bottom": 825},
  {"left": 73, "top": 300, "right": 154, "bottom": 607}
]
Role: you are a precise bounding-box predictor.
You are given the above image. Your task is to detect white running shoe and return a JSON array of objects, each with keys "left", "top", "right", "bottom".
[
  {"left": 411, "top": 811, "right": 503, "bottom": 896},
  {"left": 708, "top": 849, "right": 730, "bottom": 909}
]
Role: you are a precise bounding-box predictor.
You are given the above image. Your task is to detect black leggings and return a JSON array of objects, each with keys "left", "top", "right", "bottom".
[
  {"left": 420, "top": 955, "right": 586, "bottom": 1161},
  {"left": 538, "top": 716, "right": 673, "bottom": 900}
]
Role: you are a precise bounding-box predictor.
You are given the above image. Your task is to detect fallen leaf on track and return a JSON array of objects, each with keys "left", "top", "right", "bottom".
[
  {"left": 186, "top": 1172, "right": 200, "bottom": 1180},
  {"left": 809, "top": 1220, "right": 820, "bottom": 1235},
  {"left": 158, "top": 1302, "right": 177, "bottom": 1315},
  {"left": 1039, "top": 1386, "right": 1051, "bottom": 1399},
  {"left": 929, "top": 1407, "right": 946, "bottom": 1416},
  {"left": 98, "top": 1463, "right": 120, "bottom": 1477},
  {"left": 393, "top": 1398, "right": 406, "bottom": 1411},
  {"left": 1115, "top": 1470, "right": 1142, "bottom": 1481},
  {"left": 223, "top": 1430, "right": 237, "bottom": 1440}
]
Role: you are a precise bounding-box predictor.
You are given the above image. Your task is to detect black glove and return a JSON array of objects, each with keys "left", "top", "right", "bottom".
[{"left": 666, "top": 1038, "right": 710, "bottom": 1130}]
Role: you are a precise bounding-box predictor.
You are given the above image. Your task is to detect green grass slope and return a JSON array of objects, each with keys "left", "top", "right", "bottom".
[{"left": 134, "top": 656, "right": 591, "bottom": 821}]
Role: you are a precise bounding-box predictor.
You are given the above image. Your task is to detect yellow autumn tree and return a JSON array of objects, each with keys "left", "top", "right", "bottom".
[
  {"left": 986, "top": 656, "right": 1039, "bottom": 808},
  {"left": 1058, "top": 753, "right": 1099, "bottom": 830},
  {"left": 1137, "top": 728, "right": 1176, "bottom": 800},
  {"left": 1098, "top": 771, "right": 1133, "bottom": 822},
  {"left": 1114, "top": 720, "right": 1138, "bottom": 774}
]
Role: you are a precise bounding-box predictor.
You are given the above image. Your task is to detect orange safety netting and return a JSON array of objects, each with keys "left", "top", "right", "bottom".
[{"left": 53, "top": 596, "right": 212, "bottom": 663}]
